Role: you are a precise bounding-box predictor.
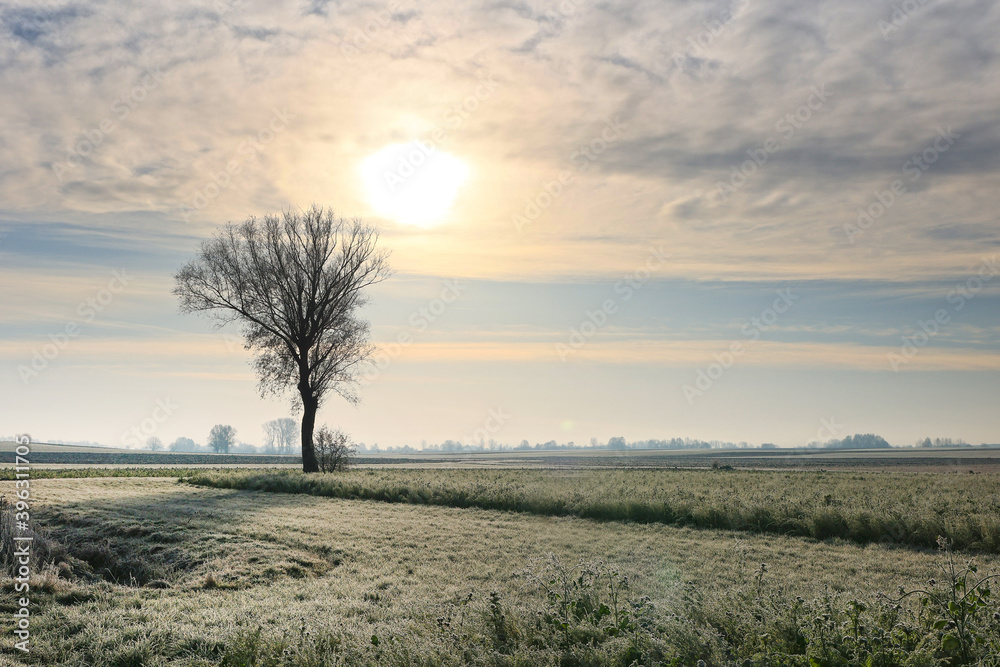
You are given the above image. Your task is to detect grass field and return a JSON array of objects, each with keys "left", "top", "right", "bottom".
[
  {"left": 182, "top": 467, "right": 1000, "bottom": 553},
  {"left": 3, "top": 469, "right": 1000, "bottom": 665}
]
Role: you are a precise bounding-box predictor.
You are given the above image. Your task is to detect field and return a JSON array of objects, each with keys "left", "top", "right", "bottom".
[
  {"left": 6, "top": 440, "right": 1000, "bottom": 472},
  {"left": 3, "top": 462, "right": 1000, "bottom": 664},
  {"left": 180, "top": 467, "right": 1000, "bottom": 552},
  {"left": 0, "top": 443, "right": 126, "bottom": 454},
  {"left": 0, "top": 441, "right": 302, "bottom": 467}
]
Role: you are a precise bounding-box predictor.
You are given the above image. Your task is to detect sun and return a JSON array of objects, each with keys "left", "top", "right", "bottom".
[{"left": 360, "top": 142, "right": 469, "bottom": 226}]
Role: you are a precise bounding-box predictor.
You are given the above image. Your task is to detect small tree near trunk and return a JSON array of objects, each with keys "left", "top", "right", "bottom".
[{"left": 314, "top": 426, "right": 355, "bottom": 472}]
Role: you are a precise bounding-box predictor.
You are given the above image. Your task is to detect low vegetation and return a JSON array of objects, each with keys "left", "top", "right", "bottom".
[
  {"left": 314, "top": 426, "right": 356, "bottom": 472},
  {"left": 0, "top": 467, "right": 270, "bottom": 481},
  {"left": 3, "top": 472, "right": 1000, "bottom": 665},
  {"left": 182, "top": 468, "right": 1000, "bottom": 553},
  {"left": 0, "top": 480, "right": 1000, "bottom": 667},
  {"left": 196, "top": 544, "right": 1000, "bottom": 666}
]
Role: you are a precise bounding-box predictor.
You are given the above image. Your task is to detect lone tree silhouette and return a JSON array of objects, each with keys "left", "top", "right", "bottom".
[{"left": 174, "top": 206, "right": 391, "bottom": 472}]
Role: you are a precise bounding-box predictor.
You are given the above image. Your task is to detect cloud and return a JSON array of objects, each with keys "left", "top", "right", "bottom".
[
  {"left": 0, "top": 0, "right": 997, "bottom": 282},
  {"left": 2, "top": 0, "right": 1000, "bottom": 447}
]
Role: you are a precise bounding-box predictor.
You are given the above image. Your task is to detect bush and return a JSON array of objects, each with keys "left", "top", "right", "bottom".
[{"left": 314, "top": 426, "right": 355, "bottom": 472}]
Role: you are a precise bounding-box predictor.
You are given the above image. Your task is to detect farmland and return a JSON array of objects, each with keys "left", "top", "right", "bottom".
[
  {"left": 2, "top": 464, "right": 1000, "bottom": 665},
  {"left": 6, "top": 440, "right": 1000, "bottom": 472},
  {"left": 0, "top": 441, "right": 302, "bottom": 467}
]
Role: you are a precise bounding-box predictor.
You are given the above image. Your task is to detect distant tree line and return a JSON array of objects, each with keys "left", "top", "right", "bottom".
[
  {"left": 362, "top": 433, "right": 988, "bottom": 454},
  {"left": 128, "top": 417, "right": 336, "bottom": 457},
  {"left": 362, "top": 436, "right": 780, "bottom": 455},
  {"left": 914, "top": 437, "right": 971, "bottom": 448},
  {"left": 35, "top": 431, "right": 994, "bottom": 455},
  {"left": 806, "top": 433, "right": 892, "bottom": 449}
]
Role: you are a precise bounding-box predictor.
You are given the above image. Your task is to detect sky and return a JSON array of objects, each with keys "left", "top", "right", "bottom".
[{"left": 1, "top": 0, "right": 999, "bottom": 449}]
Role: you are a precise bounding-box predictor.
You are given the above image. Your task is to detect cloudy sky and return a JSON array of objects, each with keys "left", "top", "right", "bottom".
[{"left": 1, "top": 0, "right": 999, "bottom": 449}]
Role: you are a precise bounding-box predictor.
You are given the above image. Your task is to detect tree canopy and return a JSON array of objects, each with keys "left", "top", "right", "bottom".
[{"left": 174, "top": 206, "right": 391, "bottom": 471}]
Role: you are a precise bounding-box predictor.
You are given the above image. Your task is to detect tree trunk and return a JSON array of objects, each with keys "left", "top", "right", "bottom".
[{"left": 300, "top": 393, "right": 320, "bottom": 473}]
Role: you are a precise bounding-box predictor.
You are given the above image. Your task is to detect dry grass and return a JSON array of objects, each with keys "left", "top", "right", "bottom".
[
  {"left": 182, "top": 467, "right": 1000, "bottom": 552},
  {"left": 0, "top": 476, "right": 998, "bottom": 665}
]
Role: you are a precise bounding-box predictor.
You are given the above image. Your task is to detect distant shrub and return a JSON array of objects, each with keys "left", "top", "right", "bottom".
[{"left": 314, "top": 426, "right": 355, "bottom": 472}]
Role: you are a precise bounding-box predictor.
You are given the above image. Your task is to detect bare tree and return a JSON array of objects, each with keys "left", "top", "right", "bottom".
[
  {"left": 208, "top": 424, "right": 236, "bottom": 453},
  {"left": 262, "top": 420, "right": 281, "bottom": 453},
  {"left": 262, "top": 417, "right": 299, "bottom": 454},
  {"left": 174, "top": 206, "right": 390, "bottom": 472},
  {"left": 275, "top": 417, "right": 298, "bottom": 454},
  {"left": 314, "top": 426, "right": 356, "bottom": 472},
  {"left": 146, "top": 436, "right": 163, "bottom": 451}
]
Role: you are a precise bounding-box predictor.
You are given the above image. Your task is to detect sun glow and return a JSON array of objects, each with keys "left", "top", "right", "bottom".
[{"left": 360, "top": 142, "right": 469, "bottom": 226}]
